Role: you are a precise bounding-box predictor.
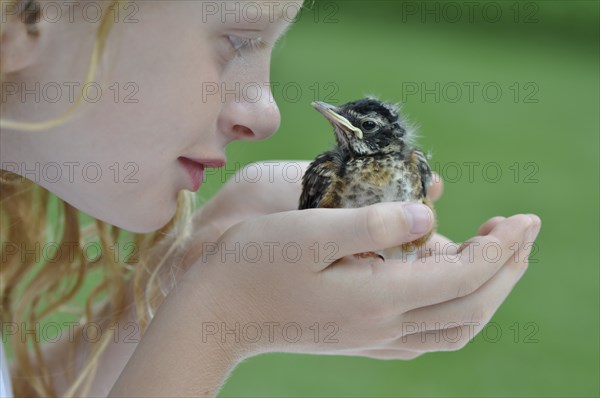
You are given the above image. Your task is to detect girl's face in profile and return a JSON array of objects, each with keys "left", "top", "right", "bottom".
[{"left": 4, "top": 0, "right": 303, "bottom": 232}]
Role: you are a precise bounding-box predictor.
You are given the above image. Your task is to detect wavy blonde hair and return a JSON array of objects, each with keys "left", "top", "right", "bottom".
[{"left": 1, "top": 1, "right": 196, "bottom": 396}]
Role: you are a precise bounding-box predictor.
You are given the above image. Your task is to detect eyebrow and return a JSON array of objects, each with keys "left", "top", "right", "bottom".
[
  {"left": 266, "top": 1, "right": 303, "bottom": 38},
  {"left": 250, "top": 17, "right": 295, "bottom": 49},
  {"left": 228, "top": 2, "right": 302, "bottom": 47},
  {"left": 276, "top": 19, "right": 294, "bottom": 38},
  {"left": 269, "top": 10, "right": 299, "bottom": 47}
]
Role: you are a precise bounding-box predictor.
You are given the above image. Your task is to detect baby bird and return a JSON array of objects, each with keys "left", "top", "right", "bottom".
[{"left": 299, "top": 98, "right": 436, "bottom": 261}]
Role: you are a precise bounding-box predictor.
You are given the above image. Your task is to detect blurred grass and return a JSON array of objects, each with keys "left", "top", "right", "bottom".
[{"left": 204, "top": 1, "right": 600, "bottom": 397}]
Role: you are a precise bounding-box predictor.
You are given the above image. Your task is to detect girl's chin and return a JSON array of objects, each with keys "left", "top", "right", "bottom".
[{"left": 115, "top": 200, "right": 179, "bottom": 234}]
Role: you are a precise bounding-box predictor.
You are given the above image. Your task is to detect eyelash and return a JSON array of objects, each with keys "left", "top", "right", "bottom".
[{"left": 227, "top": 35, "right": 267, "bottom": 54}]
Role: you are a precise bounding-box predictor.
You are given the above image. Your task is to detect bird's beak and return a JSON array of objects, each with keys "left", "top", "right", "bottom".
[{"left": 312, "top": 101, "right": 363, "bottom": 140}]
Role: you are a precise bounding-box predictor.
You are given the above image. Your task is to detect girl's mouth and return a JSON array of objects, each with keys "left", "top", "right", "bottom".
[{"left": 178, "top": 157, "right": 206, "bottom": 192}]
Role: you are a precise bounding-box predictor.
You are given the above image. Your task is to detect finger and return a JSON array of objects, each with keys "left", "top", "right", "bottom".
[
  {"left": 256, "top": 161, "right": 310, "bottom": 212},
  {"left": 227, "top": 161, "right": 312, "bottom": 213},
  {"left": 477, "top": 216, "right": 506, "bottom": 236},
  {"left": 418, "top": 233, "right": 454, "bottom": 259},
  {"left": 405, "top": 217, "right": 509, "bottom": 260},
  {"left": 427, "top": 172, "right": 444, "bottom": 202},
  {"left": 399, "top": 240, "right": 535, "bottom": 335},
  {"left": 418, "top": 217, "right": 510, "bottom": 259},
  {"left": 417, "top": 217, "right": 506, "bottom": 259},
  {"left": 367, "top": 214, "right": 536, "bottom": 311},
  {"left": 242, "top": 202, "right": 435, "bottom": 271},
  {"left": 333, "top": 348, "right": 423, "bottom": 361},
  {"left": 386, "top": 325, "right": 475, "bottom": 353}
]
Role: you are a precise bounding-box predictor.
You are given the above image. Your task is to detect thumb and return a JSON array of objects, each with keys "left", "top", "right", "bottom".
[{"left": 258, "top": 202, "right": 434, "bottom": 270}]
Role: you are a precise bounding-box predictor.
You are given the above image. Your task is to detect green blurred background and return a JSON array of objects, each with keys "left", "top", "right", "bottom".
[{"left": 200, "top": 1, "right": 599, "bottom": 397}]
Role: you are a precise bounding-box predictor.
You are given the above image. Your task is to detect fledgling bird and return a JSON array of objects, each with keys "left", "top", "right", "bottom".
[{"left": 299, "top": 97, "right": 436, "bottom": 261}]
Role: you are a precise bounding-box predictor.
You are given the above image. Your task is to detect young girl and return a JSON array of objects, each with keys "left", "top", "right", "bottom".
[{"left": 0, "top": 0, "right": 541, "bottom": 396}]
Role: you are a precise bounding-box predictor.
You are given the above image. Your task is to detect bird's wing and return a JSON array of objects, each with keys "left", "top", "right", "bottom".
[
  {"left": 299, "top": 151, "right": 344, "bottom": 210},
  {"left": 410, "top": 149, "right": 433, "bottom": 198}
]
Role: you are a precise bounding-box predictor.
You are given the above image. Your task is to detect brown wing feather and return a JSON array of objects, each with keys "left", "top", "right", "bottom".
[{"left": 299, "top": 151, "right": 344, "bottom": 210}]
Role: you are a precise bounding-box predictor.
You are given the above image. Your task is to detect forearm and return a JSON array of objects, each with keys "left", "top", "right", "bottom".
[{"left": 108, "top": 274, "right": 245, "bottom": 398}]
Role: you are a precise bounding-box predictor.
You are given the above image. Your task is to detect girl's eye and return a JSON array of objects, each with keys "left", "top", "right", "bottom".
[
  {"left": 228, "top": 35, "right": 248, "bottom": 51},
  {"left": 227, "top": 35, "right": 265, "bottom": 53},
  {"left": 218, "top": 35, "right": 268, "bottom": 66}
]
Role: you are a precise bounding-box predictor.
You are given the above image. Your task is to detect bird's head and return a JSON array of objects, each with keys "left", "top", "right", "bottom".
[{"left": 312, "top": 98, "right": 413, "bottom": 156}]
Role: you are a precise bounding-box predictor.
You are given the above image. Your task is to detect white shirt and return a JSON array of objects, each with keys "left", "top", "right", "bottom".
[{"left": 0, "top": 342, "right": 13, "bottom": 398}]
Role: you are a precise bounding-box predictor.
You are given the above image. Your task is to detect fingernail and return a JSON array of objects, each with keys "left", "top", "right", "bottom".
[{"left": 404, "top": 204, "right": 433, "bottom": 235}]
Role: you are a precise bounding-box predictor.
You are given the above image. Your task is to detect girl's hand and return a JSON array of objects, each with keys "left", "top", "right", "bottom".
[
  {"left": 181, "top": 201, "right": 540, "bottom": 361},
  {"left": 192, "top": 161, "right": 443, "bottom": 240}
]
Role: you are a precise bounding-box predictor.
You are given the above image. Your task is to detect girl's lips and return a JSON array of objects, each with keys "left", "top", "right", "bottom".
[
  {"left": 184, "top": 157, "right": 226, "bottom": 169},
  {"left": 178, "top": 157, "right": 205, "bottom": 191}
]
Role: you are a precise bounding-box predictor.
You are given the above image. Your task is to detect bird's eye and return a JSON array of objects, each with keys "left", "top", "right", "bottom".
[{"left": 361, "top": 120, "right": 377, "bottom": 131}]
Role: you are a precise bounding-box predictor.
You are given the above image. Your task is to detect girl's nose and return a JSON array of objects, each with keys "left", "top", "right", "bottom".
[{"left": 218, "top": 84, "right": 281, "bottom": 142}]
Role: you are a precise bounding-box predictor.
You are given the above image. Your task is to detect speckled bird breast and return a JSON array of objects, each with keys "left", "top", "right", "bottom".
[{"left": 338, "top": 154, "right": 424, "bottom": 208}]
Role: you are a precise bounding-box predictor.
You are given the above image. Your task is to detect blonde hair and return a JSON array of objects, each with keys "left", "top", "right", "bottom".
[{"left": 1, "top": 1, "right": 196, "bottom": 396}]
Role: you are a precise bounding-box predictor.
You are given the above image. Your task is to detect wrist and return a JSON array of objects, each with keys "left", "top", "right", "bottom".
[{"left": 180, "top": 262, "right": 263, "bottom": 362}]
